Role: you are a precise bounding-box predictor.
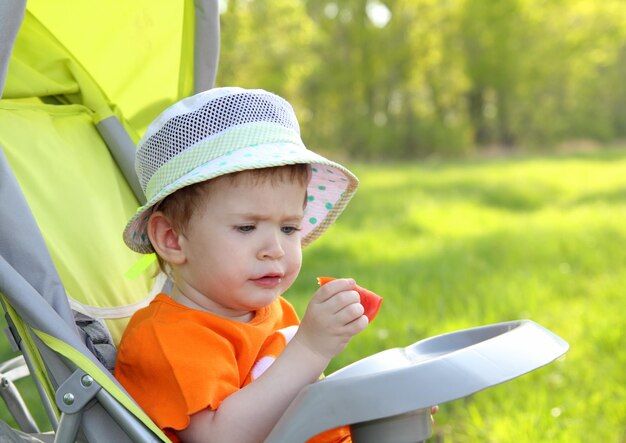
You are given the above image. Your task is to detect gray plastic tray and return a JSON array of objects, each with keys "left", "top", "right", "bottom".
[{"left": 266, "top": 319, "right": 569, "bottom": 443}]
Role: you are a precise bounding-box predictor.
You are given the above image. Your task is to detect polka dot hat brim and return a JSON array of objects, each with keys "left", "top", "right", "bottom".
[{"left": 123, "top": 141, "right": 358, "bottom": 253}]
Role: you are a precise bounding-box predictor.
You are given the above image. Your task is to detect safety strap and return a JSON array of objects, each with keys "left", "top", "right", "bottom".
[{"left": 73, "top": 311, "right": 117, "bottom": 373}]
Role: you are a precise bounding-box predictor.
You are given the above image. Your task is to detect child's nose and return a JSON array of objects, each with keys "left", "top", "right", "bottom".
[{"left": 258, "top": 232, "right": 285, "bottom": 260}]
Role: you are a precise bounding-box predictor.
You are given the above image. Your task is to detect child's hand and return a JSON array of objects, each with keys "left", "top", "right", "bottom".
[{"left": 294, "top": 278, "right": 369, "bottom": 360}]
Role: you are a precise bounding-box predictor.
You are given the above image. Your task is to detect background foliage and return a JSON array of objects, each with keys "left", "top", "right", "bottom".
[{"left": 218, "top": 0, "right": 626, "bottom": 159}]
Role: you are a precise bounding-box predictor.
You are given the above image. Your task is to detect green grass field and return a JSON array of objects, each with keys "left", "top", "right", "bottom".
[{"left": 1, "top": 149, "right": 625, "bottom": 441}]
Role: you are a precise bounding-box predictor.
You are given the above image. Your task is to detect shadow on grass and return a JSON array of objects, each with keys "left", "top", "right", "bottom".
[
  {"left": 410, "top": 147, "right": 626, "bottom": 169},
  {"left": 567, "top": 187, "right": 626, "bottom": 207},
  {"left": 344, "top": 150, "right": 626, "bottom": 232}
]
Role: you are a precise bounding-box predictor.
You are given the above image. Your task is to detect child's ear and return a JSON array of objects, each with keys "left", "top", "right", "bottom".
[{"left": 147, "top": 212, "right": 186, "bottom": 265}]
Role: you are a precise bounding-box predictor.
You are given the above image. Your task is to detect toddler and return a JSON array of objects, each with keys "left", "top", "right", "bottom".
[{"left": 115, "top": 87, "right": 368, "bottom": 442}]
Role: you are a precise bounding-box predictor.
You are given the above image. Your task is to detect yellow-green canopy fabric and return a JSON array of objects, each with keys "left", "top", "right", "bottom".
[{"left": 5, "top": 0, "right": 197, "bottom": 136}]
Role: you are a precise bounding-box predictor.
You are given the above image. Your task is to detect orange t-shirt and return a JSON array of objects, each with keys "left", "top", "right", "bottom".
[{"left": 114, "top": 294, "right": 350, "bottom": 442}]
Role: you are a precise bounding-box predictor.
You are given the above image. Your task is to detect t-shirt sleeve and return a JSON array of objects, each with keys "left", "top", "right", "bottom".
[{"left": 115, "top": 320, "right": 240, "bottom": 432}]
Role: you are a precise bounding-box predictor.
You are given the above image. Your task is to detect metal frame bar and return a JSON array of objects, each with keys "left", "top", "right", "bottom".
[
  {"left": 53, "top": 411, "right": 83, "bottom": 443},
  {"left": 0, "top": 356, "right": 39, "bottom": 433},
  {"left": 1, "top": 306, "right": 59, "bottom": 432}
]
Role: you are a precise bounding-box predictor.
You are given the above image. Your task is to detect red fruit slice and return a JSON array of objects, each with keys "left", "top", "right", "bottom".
[{"left": 317, "top": 276, "right": 383, "bottom": 322}]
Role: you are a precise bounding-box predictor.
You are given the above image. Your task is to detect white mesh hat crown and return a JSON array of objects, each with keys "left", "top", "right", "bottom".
[{"left": 123, "top": 87, "right": 359, "bottom": 253}]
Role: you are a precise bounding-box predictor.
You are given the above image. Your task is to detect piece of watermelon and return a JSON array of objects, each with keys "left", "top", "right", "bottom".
[{"left": 317, "top": 276, "right": 383, "bottom": 322}]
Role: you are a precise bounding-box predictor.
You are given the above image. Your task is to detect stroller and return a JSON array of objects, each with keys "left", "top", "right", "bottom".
[{"left": 0, "top": 1, "right": 569, "bottom": 442}]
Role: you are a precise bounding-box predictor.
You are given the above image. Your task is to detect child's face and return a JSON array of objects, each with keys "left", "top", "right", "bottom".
[{"left": 174, "top": 171, "right": 306, "bottom": 320}]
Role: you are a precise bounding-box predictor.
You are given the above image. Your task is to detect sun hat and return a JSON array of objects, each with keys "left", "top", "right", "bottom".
[{"left": 123, "top": 87, "right": 359, "bottom": 254}]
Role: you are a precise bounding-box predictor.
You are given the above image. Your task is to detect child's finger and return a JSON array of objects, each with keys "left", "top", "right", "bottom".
[
  {"left": 335, "top": 299, "right": 365, "bottom": 324},
  {"left": 313, "top": 278, "right": 356, "bottom": 303},
  {"left": 324, "top": 290, "right": 360, "bottom": 315},
  {"left": 344, "top": 313, "right": 369, "bottom": 335}
]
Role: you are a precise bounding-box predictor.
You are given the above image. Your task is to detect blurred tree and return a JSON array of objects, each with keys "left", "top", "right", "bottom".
[
  {"left": 458, "top": 0, "right": 523, "bottom": 148},
  {"left": 609, "top": 45, "right": 626, "bottom": 139},
  {"left": 217, "top": 0, "right": 318, "bottom": 109},
  {"left": 216, "top": 0, "right": 626, "bottom": 158},
  {"left": 302, "top": 0, "right": 471, "bottom": 158},
  {"left": 508, "top": 0, "right": 626, "bottom": 147}
]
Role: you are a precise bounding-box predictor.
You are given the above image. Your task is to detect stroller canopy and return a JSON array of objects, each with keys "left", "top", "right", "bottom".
[{"left": 1, "top": 0, "right": 219, "bottom": 136}]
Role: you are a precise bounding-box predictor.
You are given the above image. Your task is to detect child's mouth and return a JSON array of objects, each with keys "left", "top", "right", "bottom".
[{"left": 251, "top": 275, "right": 282, "bottom": 288}]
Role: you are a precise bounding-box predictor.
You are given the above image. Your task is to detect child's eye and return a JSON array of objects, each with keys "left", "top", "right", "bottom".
[
  {"left": 281, "top": 226, "right": 301, "bottom": 235},
  {"left": 237, "top": 225, "right": 255, "bottom": 233}
]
